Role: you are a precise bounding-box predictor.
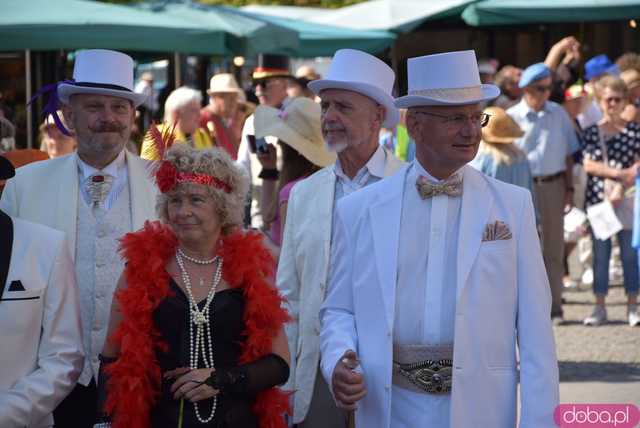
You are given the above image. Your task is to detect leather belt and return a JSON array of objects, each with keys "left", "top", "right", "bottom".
[
  {"left": 392, "top": 343, "right": 453, "bottom": 395},
  {"left": 532, "top": 171, "right": 565, "bottom": 184}
]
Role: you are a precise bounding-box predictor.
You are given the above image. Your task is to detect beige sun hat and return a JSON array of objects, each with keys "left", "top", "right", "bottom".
[
  {"left": 481, "top": 106, "right": 524, "bottom": 144},
  {"left": 207, "top": 73, "right": 243, "bottom": 95},
  {"left": 254, "top": 98, "right": 336, "bottom": 167},
  {"left": 621, "top": 69, "right": 640, "bottom": 90}
]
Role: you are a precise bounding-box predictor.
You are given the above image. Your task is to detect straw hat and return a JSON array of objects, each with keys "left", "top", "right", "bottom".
[
  {"left": 395, "top": 50, "right": 500, "bottom": 108},
  {"left": 58, "top": 49, "right": 146, "bottom": 106},
  {"left": 254, "top": 98, "right": 336, "bottom": 167},
  {"left": 481, "top": 106, "right": 524, "bottom": 144},
  {"left": 309, "top": 49, "right": 399, "bottom": 128},
  {"left": 207, "top": 73, "right": 243, "bottom": 95},
  {"left": 621, "top": 69, "right": 640, "bottom": 90}
]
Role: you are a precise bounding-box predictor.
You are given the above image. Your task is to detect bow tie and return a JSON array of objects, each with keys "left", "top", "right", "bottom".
[
  {"left": 416, "top": 174, "right": 463, "bottom": 199},
  {"left": 85, "top": 173, "right": 114, "bottom": 205}
]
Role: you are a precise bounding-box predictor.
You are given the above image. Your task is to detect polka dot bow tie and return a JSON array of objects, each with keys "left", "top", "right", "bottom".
[
  {"left": 416, "top": 174, "right": 463, "bottom": 199},
  {"left": 85, "top": 173, "right": 114, "bottom": 205}
]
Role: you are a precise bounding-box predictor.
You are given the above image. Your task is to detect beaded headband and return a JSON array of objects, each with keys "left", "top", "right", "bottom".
[{"left": 146, "top": 124, "right": 232, "bottom": 194}]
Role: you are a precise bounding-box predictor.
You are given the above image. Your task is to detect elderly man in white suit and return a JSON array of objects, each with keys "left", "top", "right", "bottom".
[
  {"left": 0, "top": 156, "right": 84, "bottom": 428},
  {"left": 320, "top": 50, "right": 559, "bottom": 428},
  {"left": 277, "top": 49, "right": 404, "bottom": 427},
  {"left": 0, "top": 49, "right": 157, "bottom": 427}
]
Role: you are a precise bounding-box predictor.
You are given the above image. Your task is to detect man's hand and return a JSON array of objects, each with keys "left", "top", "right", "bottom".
[
  {"left": 564, "top": 189, "right": 574, "bottom": 214},
  {"left": 331, "top": 350, "right": 367, "bottom": 411}
]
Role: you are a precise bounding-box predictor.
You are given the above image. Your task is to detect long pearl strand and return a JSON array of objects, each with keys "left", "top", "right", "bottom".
[{"left": 176, "top": 251, "right": 223, "bottom": 424}]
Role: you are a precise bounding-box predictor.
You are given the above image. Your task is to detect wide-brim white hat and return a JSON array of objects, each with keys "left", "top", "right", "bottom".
[
  {"left": 58, "top": 49, "right": 146, "bottom": 107},
  {"left": 395, "top": 50, "right": 500, "bottom": 108},
  {"left": 308, "top": 49, "right": 400, "bottom": 128},
  {"left": 254, "top": 98, "right": 336, "bottom": 168}
]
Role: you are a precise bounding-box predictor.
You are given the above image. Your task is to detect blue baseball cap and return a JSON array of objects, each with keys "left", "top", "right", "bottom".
[
  {"left": 518, "top": 63, "right": 552, "bottom": 88},
  {"left": 584, "top": 54, "right": 620, "bottom": 81}
]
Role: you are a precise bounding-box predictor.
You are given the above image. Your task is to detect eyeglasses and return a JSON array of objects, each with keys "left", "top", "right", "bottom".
[
  {"left": 531, "top": 84, "right": 553, "bottom": 93},
  {"left": 413, "top": 111, "right": 491, "bottom": 128}
]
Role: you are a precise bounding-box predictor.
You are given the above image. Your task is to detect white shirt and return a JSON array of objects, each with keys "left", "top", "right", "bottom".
[
  {"left": 333, "top": 144, "right": 387, "bottom": 202},
  {"left": 391, "top": 160, "right": 462, "bottom": 428},
  {"left": 76, "top": 150, "right": 128, "bottom": 211}
]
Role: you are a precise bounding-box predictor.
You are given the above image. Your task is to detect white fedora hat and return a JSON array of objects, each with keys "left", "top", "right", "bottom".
[
  {"left": 254, "top": 98, "right": 336, "bottom": 168},
  {"left": 308, "top": 49, "right": 400, "bottom": 128},
  {"left": 207, "top": 73, "right": 243, "bottom": 95},
  {"left": 395, "top": 50, "right": 500, "bottom": 108},
  {"left": 58, "top": 49, "right": 146, "bottom": 107}
]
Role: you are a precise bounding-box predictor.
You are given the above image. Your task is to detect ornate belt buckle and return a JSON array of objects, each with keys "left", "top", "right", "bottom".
[{"left": 396, "top": 359, "right": 452, "bottom": 394}]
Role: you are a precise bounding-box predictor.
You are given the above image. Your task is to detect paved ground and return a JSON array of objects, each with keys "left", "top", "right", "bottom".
[{"left": 554, "top": 283, "right": 640, "bottom": 404}]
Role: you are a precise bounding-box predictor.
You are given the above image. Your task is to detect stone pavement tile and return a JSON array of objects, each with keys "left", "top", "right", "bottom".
[{"left": 553, "top": 284, "right": 640, "bottom": 406}]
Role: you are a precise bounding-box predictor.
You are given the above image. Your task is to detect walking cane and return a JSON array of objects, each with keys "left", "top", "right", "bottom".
[{"left": 342, "top": 356, "right": 360, "bottom": 428}]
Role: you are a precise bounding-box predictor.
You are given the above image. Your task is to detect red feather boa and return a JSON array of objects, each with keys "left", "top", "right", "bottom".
[{"left": 105, "top": 221, "right": 290, "bottom": 428}]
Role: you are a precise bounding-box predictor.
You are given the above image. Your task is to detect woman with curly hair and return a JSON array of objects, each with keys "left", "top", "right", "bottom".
[{"left": 95, "top": 141, "right": 291, "bottom": 428}]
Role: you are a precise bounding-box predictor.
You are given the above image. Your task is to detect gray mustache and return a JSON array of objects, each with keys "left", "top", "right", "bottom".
[{"left": 89, "top": 122, "right": 126, "bottom": 133}]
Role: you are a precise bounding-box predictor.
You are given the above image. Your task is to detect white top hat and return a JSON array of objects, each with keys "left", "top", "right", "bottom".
[
  {"left": 207, "top": 73, "right": 243, "bottom": 95},
  {"left": 395, "top": 50, "right": 500, "bottom": 108},
  {"left": 254, "top": 98, "right": 336, "bottom": 167},
  {"left": 308, "top": 49, "right": 400, "bottom": 128},
  {"left": 58, "top": 49, "right": 146, "bottom": 107}
]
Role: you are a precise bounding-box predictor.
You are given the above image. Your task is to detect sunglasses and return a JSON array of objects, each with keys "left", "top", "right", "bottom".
[{"left": 603, "top": 96, "right": 623, "bottom": 104}]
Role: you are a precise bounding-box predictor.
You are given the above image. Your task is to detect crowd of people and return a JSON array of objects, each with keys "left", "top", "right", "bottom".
[{"left": 1, "top": 35, "right": 639, "bottom": 428}]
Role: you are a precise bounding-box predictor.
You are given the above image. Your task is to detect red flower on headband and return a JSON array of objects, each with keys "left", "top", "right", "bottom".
[{"left": 156, "top": 161, "right": 178, "bottom": 193}]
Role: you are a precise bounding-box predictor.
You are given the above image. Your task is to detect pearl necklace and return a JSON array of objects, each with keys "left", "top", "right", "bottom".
[
  {"left": 178, "top": 248, "right": 218, "bottom": 265},
  {"left": 176, "top": 251, "right": 223, "bottom": 423}
]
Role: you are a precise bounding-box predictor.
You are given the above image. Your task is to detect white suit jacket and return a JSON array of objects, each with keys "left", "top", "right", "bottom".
[
  {"left": 320, "top": 165, "right": 559, "bottom": 428},
  {"left": 277, "top": 148, "right": 404, "bottom": 423},
  {"left": 0, "top": 151, "right": 158, "bottom": 260},
  {"left": 0, "top": 213, "right": 83, "bottom": 428}
]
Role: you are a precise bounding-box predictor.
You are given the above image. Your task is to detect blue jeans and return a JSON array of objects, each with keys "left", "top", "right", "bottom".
[{"left": 592, "top": 229, "right": 640, "bottom": 296}]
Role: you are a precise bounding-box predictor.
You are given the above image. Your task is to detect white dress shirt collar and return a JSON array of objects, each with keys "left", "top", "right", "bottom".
[
  {"left": 76, "top": 149, "right": 126, "bottom": 181},
  {"left": 334, "top": 144, "right": 386, "bottom": 183},
  {"left": 412, "top": 158, "right": 465, "bottom": 184}
]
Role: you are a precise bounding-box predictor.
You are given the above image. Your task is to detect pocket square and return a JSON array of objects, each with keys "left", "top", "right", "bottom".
[
  {"left": 482, "top": 220, "right": 512, "bottom": 241},
  {"left": 8, "top": 280, "right": 25, "bottom": 291}
]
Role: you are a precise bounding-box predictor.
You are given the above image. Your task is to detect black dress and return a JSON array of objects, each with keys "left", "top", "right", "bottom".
[{"left": 150, "top": 279, "right": 259, "bottom": 428}]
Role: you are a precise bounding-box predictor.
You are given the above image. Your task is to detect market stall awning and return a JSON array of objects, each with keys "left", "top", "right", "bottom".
[
  {"left": 462, "top": 0, "right": 640, "bottom": 26},
  {"left": 0, "top": 0, "right": 299, "bottom": 55},
  {"left": 309, "top": 0, "right": 477, "bottom": 33},
  {"left": 238, "top": 9, "right": 396, "bottom": 57},
  {"left": 134, "top": 1, "right": 299, "bottom": 56}
]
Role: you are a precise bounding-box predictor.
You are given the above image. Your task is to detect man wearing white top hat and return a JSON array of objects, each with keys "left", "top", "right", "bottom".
[
  {"left": 320, "top": 50, "right": 559, "bottom": 428},
  {"left": 276, "top": 49, "right": 404, "bottom": 427},
  {"left": 0, "top": 155, "right": 83, "bottom": 428},
  {"left": 0, "top": 49, "right": 158, "bottom": 427}
]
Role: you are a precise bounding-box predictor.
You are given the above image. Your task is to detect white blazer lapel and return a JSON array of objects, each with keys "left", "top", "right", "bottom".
[
  {"left": 317, "top": 169, "right": 337, "bottom": 282},
  {"left": 456, "top": 166, "right": 493, "bottom": 301},
  {"left": 54, "top": 155, "right": 79, "bottom": 259},
  {"left": 126, "top": 152, "right": 157, "bottom": 230},
  {"left": 368, "top": 166, "right": 408, "bottom": 329}
]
